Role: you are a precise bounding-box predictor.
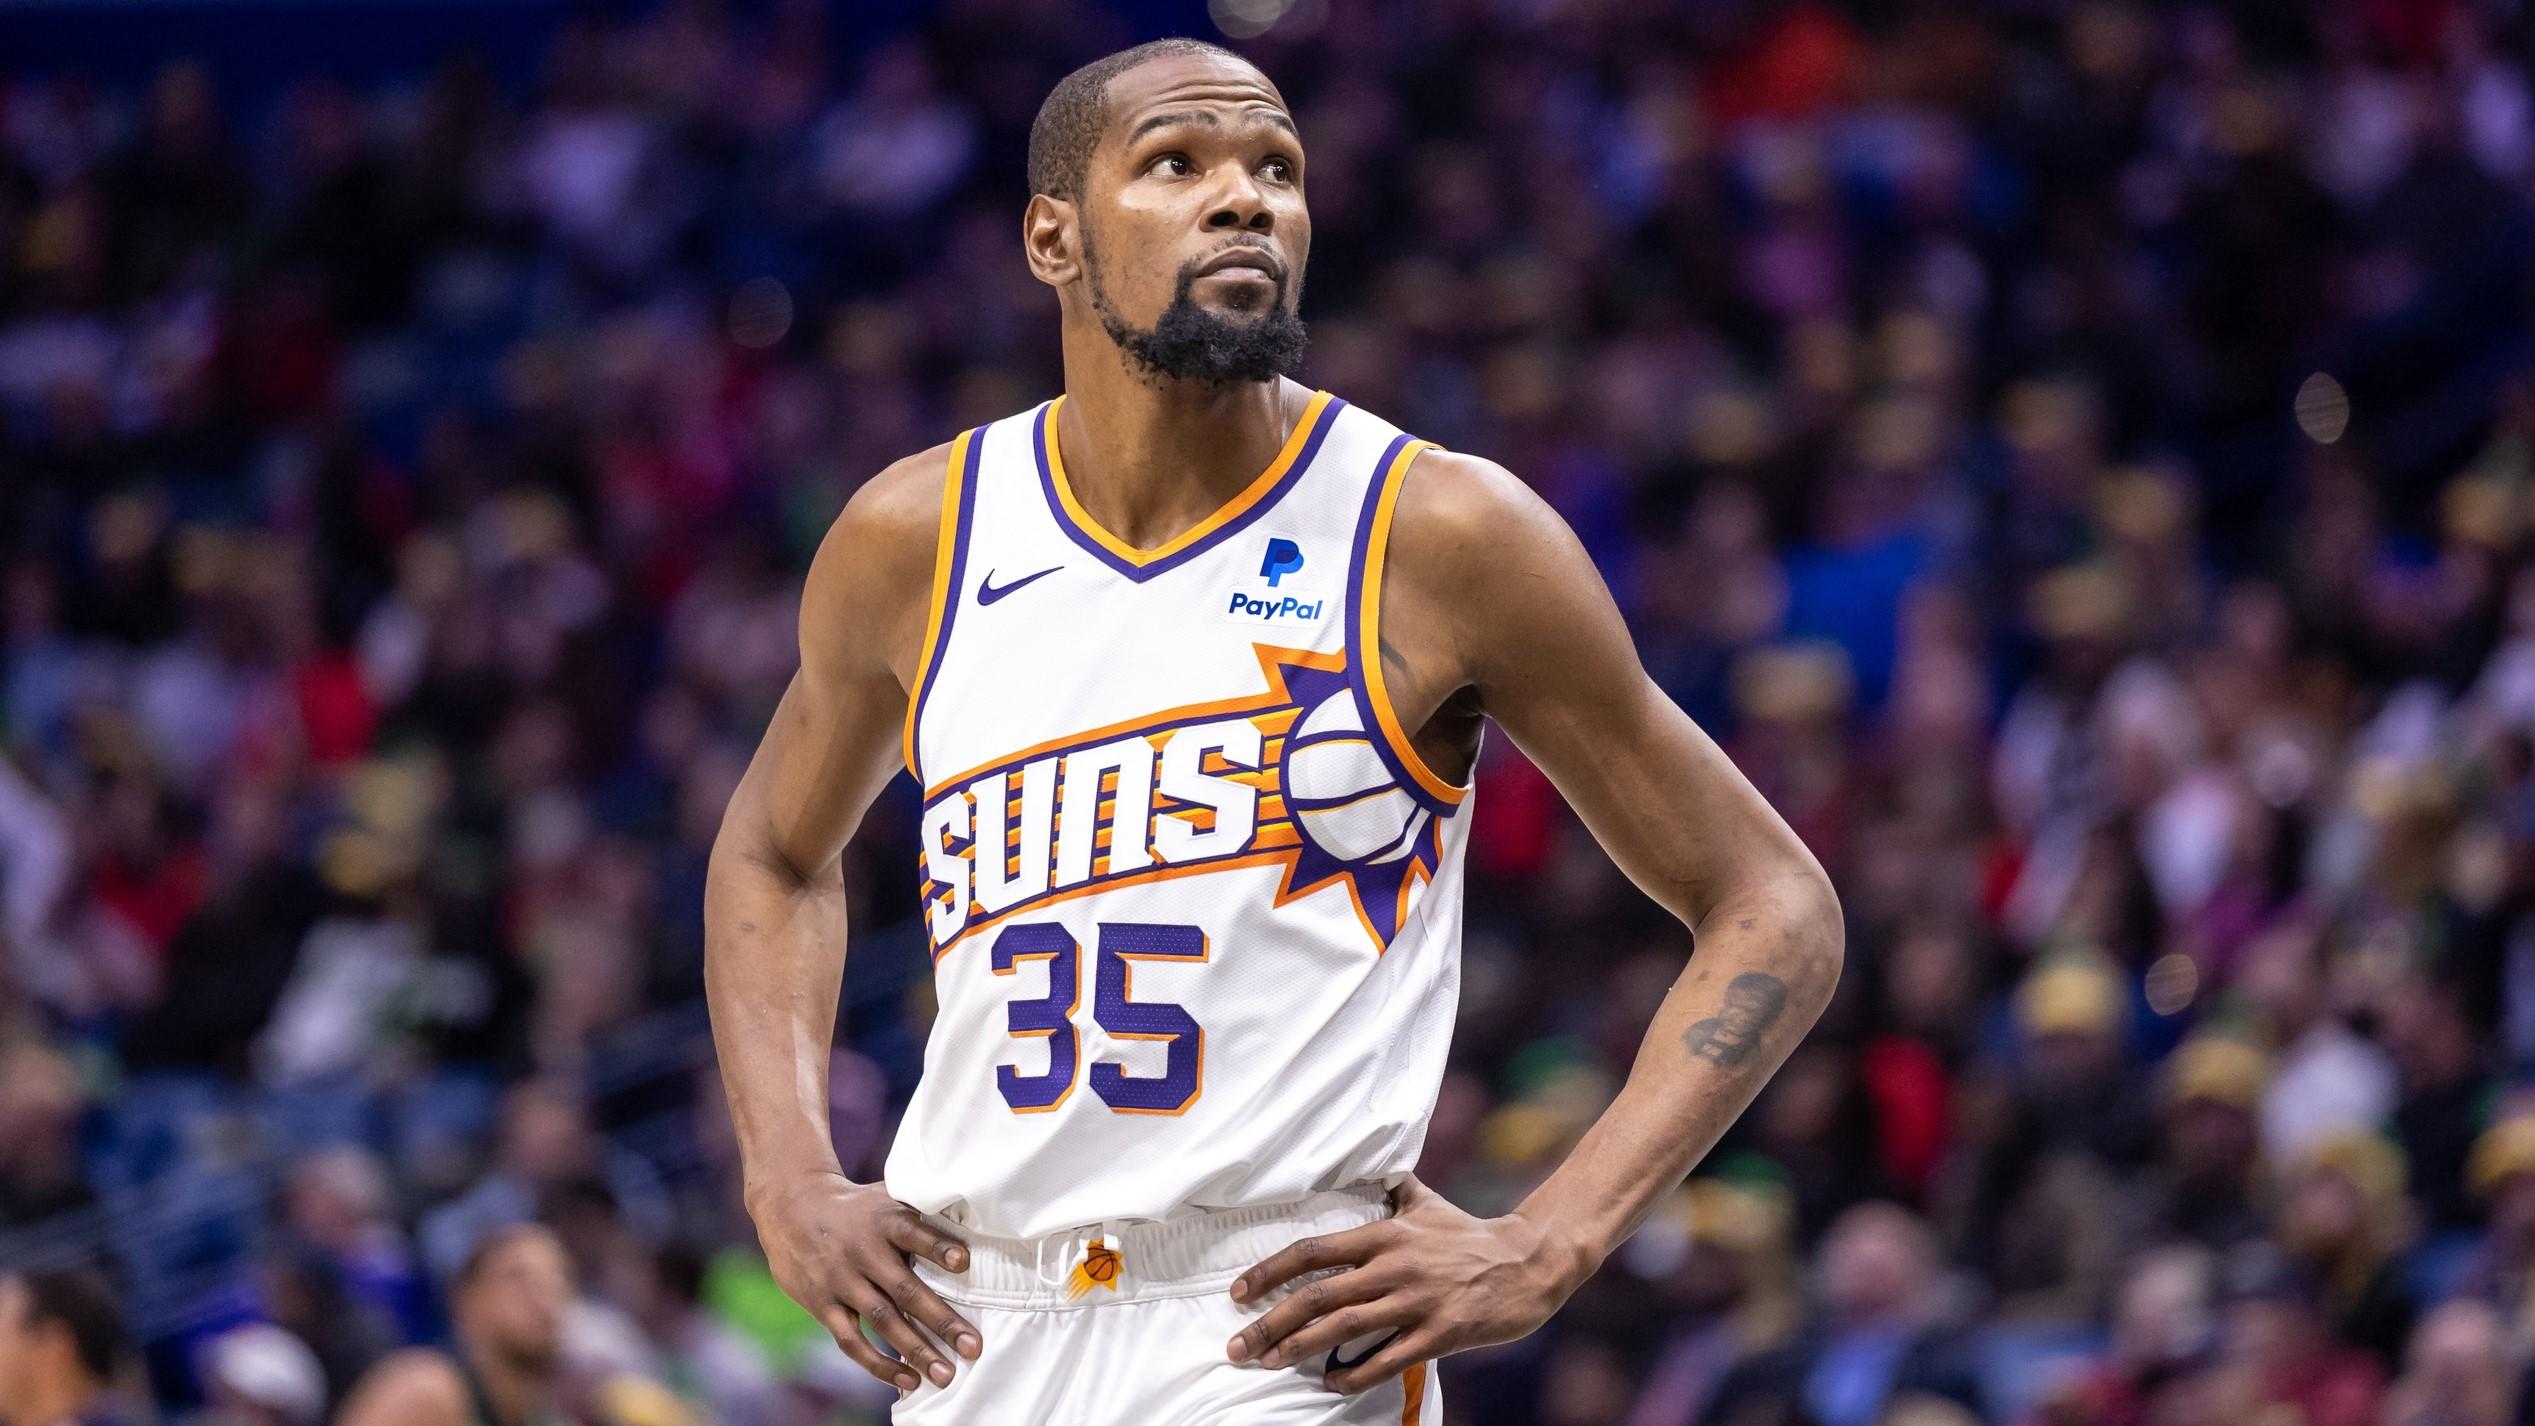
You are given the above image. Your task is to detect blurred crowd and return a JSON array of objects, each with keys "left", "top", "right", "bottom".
[{"left": 5, "top": 0, "right": 2535, "bottom": 1421}]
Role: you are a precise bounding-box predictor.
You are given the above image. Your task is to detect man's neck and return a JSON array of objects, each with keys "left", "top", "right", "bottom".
[{"left": 1055, "top": 340, "right": 1304, "bottom": 550}]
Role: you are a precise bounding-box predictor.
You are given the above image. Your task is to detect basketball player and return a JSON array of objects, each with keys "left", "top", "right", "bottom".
[{"left": 705, "top": 37, "right": 1844, "bottom": 1423}]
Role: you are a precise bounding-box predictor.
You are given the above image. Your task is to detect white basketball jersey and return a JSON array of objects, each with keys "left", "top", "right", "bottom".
[{"left": 882, "top": 390, "right": 1475, "bottom": 1241}]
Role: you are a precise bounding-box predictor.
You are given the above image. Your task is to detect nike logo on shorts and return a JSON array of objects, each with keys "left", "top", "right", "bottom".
[{"left": 1325, "top": 1329, "right": 1402, "bottom": 1374}]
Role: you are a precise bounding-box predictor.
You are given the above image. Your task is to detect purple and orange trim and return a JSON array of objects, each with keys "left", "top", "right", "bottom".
[
  {"left": 1347, "top": 434, "right": 1469, "bottom": 817},
  {"left": 1034, "top": 391, "right": 1344, "bottom": 582},
  {"left": 902, "top": 425, "right": 989, "bottom": 783}
]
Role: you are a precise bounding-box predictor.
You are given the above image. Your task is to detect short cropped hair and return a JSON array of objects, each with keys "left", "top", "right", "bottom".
[{"left": 1027, "top": 38, "right": 1248, "bottom": 202}]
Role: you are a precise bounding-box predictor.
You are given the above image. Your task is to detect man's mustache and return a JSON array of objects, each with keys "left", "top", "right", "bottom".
[{"left": 1176, "top": 248, "right": 1288, "bottom": 299}]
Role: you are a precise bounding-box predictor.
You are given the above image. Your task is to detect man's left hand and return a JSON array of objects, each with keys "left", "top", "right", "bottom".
[{"left": 1225, "top": 1175, "right": 1591, "bottom": 1393}]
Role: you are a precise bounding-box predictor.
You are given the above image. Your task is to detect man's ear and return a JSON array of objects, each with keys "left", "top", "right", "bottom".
[{"left": 1023, "top": 193, "right": 1081, "bottom": 288}]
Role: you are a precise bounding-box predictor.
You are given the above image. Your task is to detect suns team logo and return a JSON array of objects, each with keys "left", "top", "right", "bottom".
[
  {"left": 916, "top": 644, "right": 1444, "bottom": 960},
  {"left": 1063, "top": 1237, "right": 1123, "bottom": 1299}
]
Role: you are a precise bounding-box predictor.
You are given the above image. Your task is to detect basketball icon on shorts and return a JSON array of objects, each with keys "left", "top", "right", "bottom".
[{"left": 1064, "top": 1236, "right": 1123, "bottom": 1299}]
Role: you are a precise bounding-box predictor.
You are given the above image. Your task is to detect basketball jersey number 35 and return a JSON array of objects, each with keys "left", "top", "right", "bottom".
[{"left": 884, "top": 392, "right": 1478, "bottom": 1242}]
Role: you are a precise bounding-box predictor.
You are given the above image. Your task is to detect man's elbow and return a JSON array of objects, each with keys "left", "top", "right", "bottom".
[
  {"left": 1764, "top": 857, "right": 1846, "bottom": 1001},
  {"left": 705, "top": 809, "right": 834, "bottom": 901}
]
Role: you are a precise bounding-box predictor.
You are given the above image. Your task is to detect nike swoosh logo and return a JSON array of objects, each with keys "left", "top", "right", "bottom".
[
  {"left": 1325, "top": 1329, "right": 1402, "bottom": 1374},
  {"left": 977, "top": 565, "right": 1062, "bottom": 605}
]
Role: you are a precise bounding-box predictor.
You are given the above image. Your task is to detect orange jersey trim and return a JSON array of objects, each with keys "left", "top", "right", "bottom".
[
  {"left": 902, "top": 428, "right": 979, "bottom": 781},
  {"left": 1042, "top": 391, "right": 1335, "bottom": 568},
  {"left": 1358, "top": 440, "right": 1469, "bottom": 807}
]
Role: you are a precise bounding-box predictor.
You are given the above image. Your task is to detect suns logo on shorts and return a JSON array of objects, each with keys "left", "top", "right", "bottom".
[
  {"left": 1063, "top": 1236, "right": 1123, "bottom": 1299},
  {"left": 916, "top": 644, "right": 1444, "bottom": 960}
]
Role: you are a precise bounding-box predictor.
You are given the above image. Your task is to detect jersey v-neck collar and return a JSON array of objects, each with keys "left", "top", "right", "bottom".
[{"left": 1032, "top": 390, "right": 1343, "bottom": 582}]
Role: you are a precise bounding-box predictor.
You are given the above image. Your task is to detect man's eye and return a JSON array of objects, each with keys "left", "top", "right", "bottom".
[
  {"left": 1150, "top": 153, "right": 1191, "bottom": 177},
  {"left": 1261, "top": 157, "right": 1295, "bottom": 181}
]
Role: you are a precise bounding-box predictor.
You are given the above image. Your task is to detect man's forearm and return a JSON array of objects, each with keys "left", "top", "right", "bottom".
[
  {"left": 705, "top": 835, "right": 854, "bottom": 1198},
  {"left": 1508, "top": 869, "right": 1843, "bottom": 1285}
]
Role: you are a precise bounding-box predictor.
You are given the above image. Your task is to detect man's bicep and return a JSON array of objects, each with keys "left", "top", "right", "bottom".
[
  {"left": 733, "top": 658, "right": 907, "bottom": 883},
  {"left": 724, "top": 461, "right": 941, "bottom": 881}
]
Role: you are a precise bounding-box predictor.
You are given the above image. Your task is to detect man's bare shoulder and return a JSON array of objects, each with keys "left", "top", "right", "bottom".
[
  {"left": 1386, "top": 447, "right": 1574, "bottom": 604},
  {"left": 804, "top": 438, "right": 962, "bottom": 685},
  {"left": 1379, "top": 444, "right": 1622, "bottom": 717},
  {"left": 829, "top": 439, "right": 961, "bottom": 560},
  {"left": 338, "top": 1349, "right": 467, "bottom": 1426}
]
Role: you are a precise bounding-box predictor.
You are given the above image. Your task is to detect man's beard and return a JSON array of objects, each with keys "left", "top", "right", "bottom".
[{"left": 1086, "top": 239, "right": 1307, "bottom": 386}]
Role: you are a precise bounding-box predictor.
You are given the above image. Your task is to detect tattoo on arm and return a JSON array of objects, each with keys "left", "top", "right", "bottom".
[{"left": 1681, "top": 972, "right": 1790, "bottom": 1067}]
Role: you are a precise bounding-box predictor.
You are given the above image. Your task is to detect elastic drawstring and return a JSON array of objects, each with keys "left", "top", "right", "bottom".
[{"left": 1031, "top": 1231, "right": 1067, "bottom": 1290}]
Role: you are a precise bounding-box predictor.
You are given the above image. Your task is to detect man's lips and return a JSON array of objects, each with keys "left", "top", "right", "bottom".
[{"left": 1196, "top": 248, "right": 1283, "bottom": 282}]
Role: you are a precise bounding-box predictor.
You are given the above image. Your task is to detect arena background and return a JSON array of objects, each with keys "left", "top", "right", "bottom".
[{"left": 5, "top": 0, "right": 2535, "bottom": 1421}]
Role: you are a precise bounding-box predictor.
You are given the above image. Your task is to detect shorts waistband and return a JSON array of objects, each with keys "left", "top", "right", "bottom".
[{"left": 910, "top": 1184, "right": 1393, "bottom": 1310}]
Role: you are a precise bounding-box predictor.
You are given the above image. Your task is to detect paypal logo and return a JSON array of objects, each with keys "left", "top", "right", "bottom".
[
  {"left": 1227, "top": 591, "right": 1324, "bottom": 621},
  {"left": 1227, "top": 537, "right": 1321, "bottom": 624},
  {"left": 1260, "top": 538, "right": 1305, "bottom": 587}
]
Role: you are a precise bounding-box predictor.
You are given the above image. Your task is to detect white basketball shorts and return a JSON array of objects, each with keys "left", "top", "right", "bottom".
[{"left": 890, "top": 1184, "right": 1442, "bottom": 1424}]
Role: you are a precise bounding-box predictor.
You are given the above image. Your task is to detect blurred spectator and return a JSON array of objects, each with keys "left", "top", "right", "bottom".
[
  {"left": 1625, "top": 1177, "right": 1801, "bottom": 1426},
  {"left": 1697, "top": 1202, "right": 1980, "bottom": 1426},
  {"left": 2214, "top": 1246, "right": 2382, "bottom": 1426},
  {"left": 2389, "top": 972, "right": 2495, "bottom": 1236},
  {"left": 2455, "top": 1117, "right": 2535, "bottom": 1333},
  {"left": 0, "top": 1038, "right": 95, "bottom": 1227},
  {"left": 420, "top": 1078, "right": 670, "bottom": 1283},
  {"left": 279, "top": 1145, "right": 431, "bottom": 1342},
  {"left": 0, "top": 1269, "right": 136, "bottom": 1426},
  {"left": 1966, "top": 1157, "right": 2117, "bottom": 1421},
  {"left": 0, "top": 755, "right": 71, "bottom": 947},
  {"left": 2273, "top": 1132, "right": 2416, "bottom": 1368},
  {"left": 2240, "top": 920, "right": 2396, "bottom": 1168},
  {"left": 2032, "top": 1245, "right": 2219, "bottom": 1426},
  {"left": 2148, "top": 1037, "right": 2272, "bottom": 1252},
  {"left": 337, "top": 1224, "right": 571, "bottom": 1426},
  {"left": 2380, "top": 1301, "right": 2514, "bottom": 1426},
  {"left": 1974, "top": 951, "right": 2158, "bottom": 1210},
  {"left": 2015, "top": 953, "right": 2149, "bottom": 1162}
]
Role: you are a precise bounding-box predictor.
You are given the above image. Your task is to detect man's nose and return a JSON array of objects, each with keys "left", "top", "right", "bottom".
[{"left": 1206, "top": 167, "right": 1273, "bottom": 232}]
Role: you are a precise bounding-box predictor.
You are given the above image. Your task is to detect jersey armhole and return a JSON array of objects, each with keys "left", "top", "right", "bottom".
[
  {"left": 902, "top": 426, "right": 986, "bottom": 783},
  {"left": 1347, "top": 435, "right": 1472, "bottom": 814}
]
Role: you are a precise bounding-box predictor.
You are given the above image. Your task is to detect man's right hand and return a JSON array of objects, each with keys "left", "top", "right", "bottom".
[{"left": 747, "top": 1172, "right": 983, "bottom": 1391}]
